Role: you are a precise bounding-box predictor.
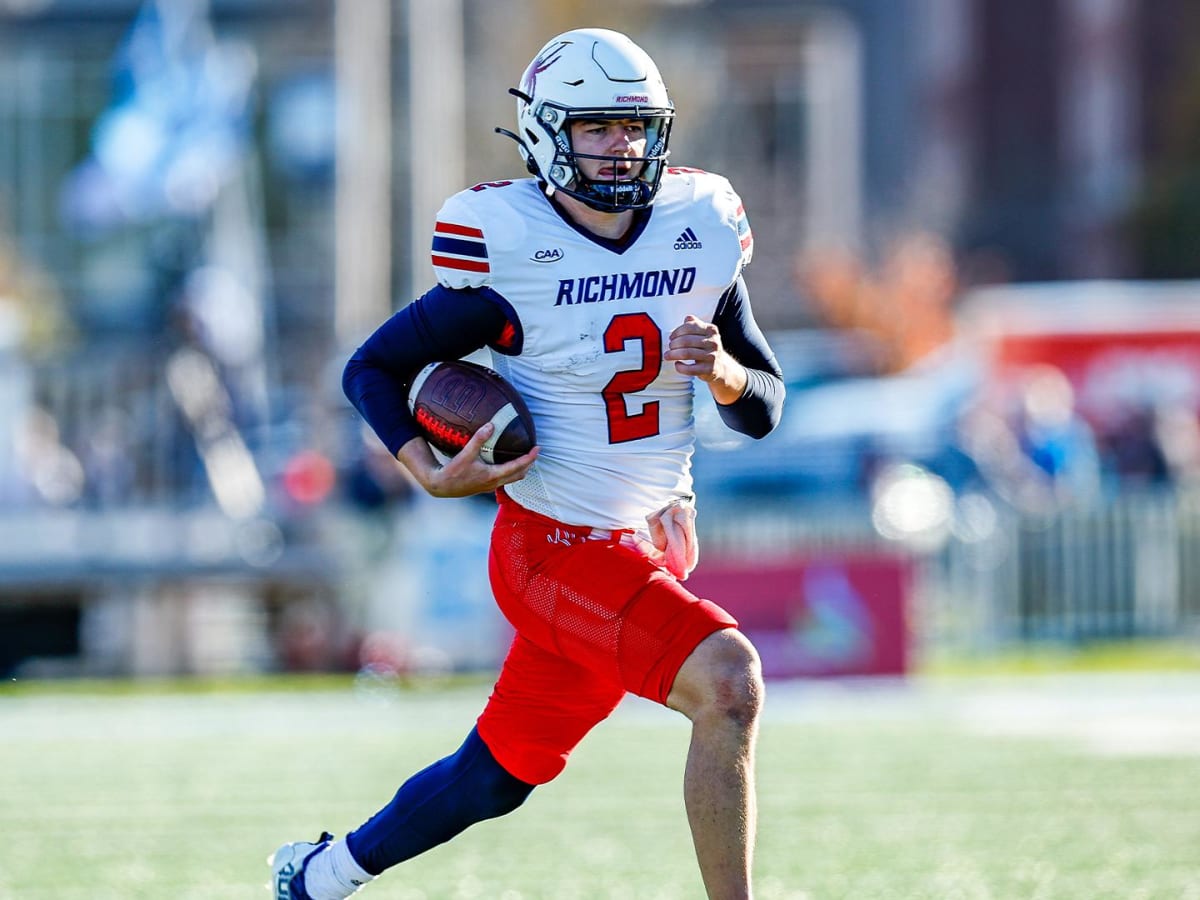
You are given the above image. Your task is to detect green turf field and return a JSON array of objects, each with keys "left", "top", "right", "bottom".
[{"left": 1, "top": 673, "right": 1198, "bottom": 899}]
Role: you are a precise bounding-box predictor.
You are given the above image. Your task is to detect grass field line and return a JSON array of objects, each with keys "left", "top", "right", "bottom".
[
  {"left": 769, "top": 673, "right": 1200, "bottom": 757},
  {"left": 4, "top": 671, "right": 1200, "bottom": 756}
]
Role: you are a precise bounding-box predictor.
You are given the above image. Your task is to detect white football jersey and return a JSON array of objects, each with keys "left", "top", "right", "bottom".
[{"left": 430, "top": 169, "right": 754, "bottom": 532}]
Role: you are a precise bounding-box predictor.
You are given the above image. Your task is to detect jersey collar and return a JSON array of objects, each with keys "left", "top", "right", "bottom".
[{"left": 543, "top": 187, "right": 653, "bottom": 255}]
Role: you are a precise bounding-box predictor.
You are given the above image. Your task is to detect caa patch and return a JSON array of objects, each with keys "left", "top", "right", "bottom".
[{"left": 530, "top": 248, "right": 564, "bottom": 264}]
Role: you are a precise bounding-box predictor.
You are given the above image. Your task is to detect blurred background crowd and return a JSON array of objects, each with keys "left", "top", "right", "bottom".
[{"left": 2, "top": 0, "right": 1199, "bottom": 682}]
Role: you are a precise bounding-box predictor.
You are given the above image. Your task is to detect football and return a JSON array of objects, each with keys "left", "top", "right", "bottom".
[{"left": 407, "top": 360, "right": 537, "bottom": 463}]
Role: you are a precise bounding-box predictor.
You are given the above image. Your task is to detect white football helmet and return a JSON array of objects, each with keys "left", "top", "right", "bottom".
[{"left": 498, "top": 28, "right": 674, "bottom": 212}]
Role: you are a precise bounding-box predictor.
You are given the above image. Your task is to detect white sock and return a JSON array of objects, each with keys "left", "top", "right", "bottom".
[{"left": 303, "top": 838, "right": 375, "bottom": 900}]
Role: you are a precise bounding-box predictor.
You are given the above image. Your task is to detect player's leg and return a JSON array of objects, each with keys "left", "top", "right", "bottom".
[
  {"left": 274, "top": 726, "right": 534, "bottom": 900},
  {"left": 490, "top": 494, "right": 758, "bottom": 898},
  {"left": 344, "top": 725, "right": 535, "bottom": 870},
  {"left": 665, "top": 628, "right": 764, "bottom": 900},
  {"left": 276, "top": 635, "right": 624, "bottom": 900},
  {"left": 475, "top": 631, "right": 627, "bottom": 784}
]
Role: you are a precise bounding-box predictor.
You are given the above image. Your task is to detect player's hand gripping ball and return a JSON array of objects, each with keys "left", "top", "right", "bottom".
[{"left": 407, "top": 360, "right": 536, "bottom": 463}]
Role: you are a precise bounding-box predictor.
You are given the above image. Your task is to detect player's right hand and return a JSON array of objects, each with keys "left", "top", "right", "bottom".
[
  {"left": 418, "top": 423, "right": 539, "bottom": 498},
  {"left": 666, "top": 314, "right": 748, "bottom": 405}
]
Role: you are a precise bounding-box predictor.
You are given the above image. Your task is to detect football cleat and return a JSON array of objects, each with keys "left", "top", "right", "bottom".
[{"left": 269, "top": 831, "right": 333, "bottom": 900}]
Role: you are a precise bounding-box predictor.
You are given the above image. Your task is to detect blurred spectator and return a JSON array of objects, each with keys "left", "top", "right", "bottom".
[
  {"left": 13, "top": 406, "right": 86, "bottom": 508},
  {"left": 79, "top": 404, "right": 138, "bottom": 507},
  {"left": 0, "top": 228, "right": 75, "bottom": 509},
  {"left": 175, "top": 264, "right": 268, "bottom": 432},
  {"left": 1098, "top": 403, "right": 1171, "bottom": 489},
  {"left": 1095, "top": 397, "right": 1200, "bottom": 491},
  {"left": 1153, "top": 401, "right": 1200, "bottom": 487},
  {"left": 958, "top": 365, "right": 1101, "bottom": 514}
]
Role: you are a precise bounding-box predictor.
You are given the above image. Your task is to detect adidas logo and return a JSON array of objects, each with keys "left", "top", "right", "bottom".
[{"left": 673, "top": 227, "right": 703, "bottom": 250}]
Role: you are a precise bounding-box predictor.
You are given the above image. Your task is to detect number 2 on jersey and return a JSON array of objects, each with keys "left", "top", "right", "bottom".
[{"left": 602, "top": 312, "right": 662, "bottom": 444}]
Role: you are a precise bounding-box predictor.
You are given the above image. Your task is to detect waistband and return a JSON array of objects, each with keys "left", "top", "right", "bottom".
[{"left": 496, "top": 487, "right": 635, "bottom": 547}]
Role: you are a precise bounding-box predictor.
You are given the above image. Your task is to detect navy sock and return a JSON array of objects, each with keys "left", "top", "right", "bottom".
[{"left": 345, "top": 726, "right": 535, "bottom": 875}]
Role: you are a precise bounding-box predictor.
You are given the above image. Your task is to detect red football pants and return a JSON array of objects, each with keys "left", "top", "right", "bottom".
[{"left": 476, "top": 491, "right": 737, "bottom": 785}]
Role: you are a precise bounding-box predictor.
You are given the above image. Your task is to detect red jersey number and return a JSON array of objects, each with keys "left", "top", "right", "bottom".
[
  {"left": 602, "top": 313, "right": 662, "bottom": 444},
  {"left": 468, "top": 180, "right": 513, "bottom": 192}
]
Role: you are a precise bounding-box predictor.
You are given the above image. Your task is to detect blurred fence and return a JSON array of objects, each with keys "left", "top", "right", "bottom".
[
  {"left": 701, "top": 490, "right": 1200, "bottom": 659},
  {"left": 0, "top": 348, "right": 334, "bottom": 678},
  {"left": 4, "top": 350, "right": 1200, "bottom": 677},
  {"left": 930, "top": 490, "right": 1200, "bottom": 648},
  {"left": 8, "top": 341, "right": 300, "bottom": 515},
  {"left": 14, "top": 346, "right": 191, "bottom": 510}
]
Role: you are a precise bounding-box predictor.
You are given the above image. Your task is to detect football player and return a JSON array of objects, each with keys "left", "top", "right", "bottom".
[{"left": 272, "top": 27, "right": 784, "bottom": 900}]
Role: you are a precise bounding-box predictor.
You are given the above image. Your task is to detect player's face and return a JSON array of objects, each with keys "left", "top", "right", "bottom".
[{"left": 569, "top": 119, "right": 648, "bottom": 183}]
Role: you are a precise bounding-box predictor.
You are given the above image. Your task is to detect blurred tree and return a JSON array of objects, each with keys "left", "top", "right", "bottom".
[
  {"left": 1127, "top": 9, "right": 1200, "bottom": 278},
  {"left": 794, "top": 231, "right": 958, "bottom": 374},
  {"left": 525, "top": 0, "right": 655, "bottom": 38},
  {"left": 0, "top": 233, "right": 73, "bottom": 356}
]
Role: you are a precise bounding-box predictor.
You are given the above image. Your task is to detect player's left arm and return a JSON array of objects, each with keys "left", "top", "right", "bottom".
[
  {"left": 664, "top": 275, "right": 784, "bottom": 439},
  {"left": 342, "top": 286, "right": 506, "bottom": 454}
]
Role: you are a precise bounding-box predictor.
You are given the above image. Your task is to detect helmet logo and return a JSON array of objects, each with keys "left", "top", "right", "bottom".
[
  {"left": 614, "top": 94, "right": 650, "bottom": 104},
  {"left": 522, "top": 40, "right": 569, "bottom": 99}
]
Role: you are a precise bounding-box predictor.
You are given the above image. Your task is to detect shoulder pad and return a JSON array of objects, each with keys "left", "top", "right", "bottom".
[
  {"left": 731, "top": 189, "right": 754, "bottom": 269},
  {"left": 709, "top": 173, "right": 754, "bottom": 270},
  {"left": 663, "top": 168, "right": 754, "bottom": 270},
  {"left": 431, "top": 191, "right": 493, "bottom": 289}
]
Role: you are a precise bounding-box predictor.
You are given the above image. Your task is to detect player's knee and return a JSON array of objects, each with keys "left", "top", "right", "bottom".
[
  {"left": 466, "top": 731, "right": 536, "bottom": 820},
  {"left": 675, "top": 630, "right": 764, "bottom": 729},
  {"left": 478, "top": 761, "right": 536, "bottom": 819},
  {"left": 715, "top": 638, "right": 764, "bottom": 730}
]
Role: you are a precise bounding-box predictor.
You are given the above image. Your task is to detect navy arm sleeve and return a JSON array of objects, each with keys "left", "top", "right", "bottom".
[
  {"left": 711, "top": 275, "right": 785, "bottom": 439},
  {"left": 342, "top": 285, "right": 511, "bottom": 456}
]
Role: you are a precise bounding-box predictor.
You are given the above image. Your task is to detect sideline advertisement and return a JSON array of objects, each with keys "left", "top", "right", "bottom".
[{"left": 686, "top": 553, "right": 912, "bottom": 678}]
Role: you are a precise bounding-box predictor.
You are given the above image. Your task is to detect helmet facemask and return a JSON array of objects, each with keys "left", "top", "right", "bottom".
[{"left": 537, "top": 104, "right": 674, "bottom": 212}]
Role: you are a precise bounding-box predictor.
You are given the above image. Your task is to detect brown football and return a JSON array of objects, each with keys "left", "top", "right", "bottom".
[{"left": 407, "top": 360, "right": 536, "bottom": 463}]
